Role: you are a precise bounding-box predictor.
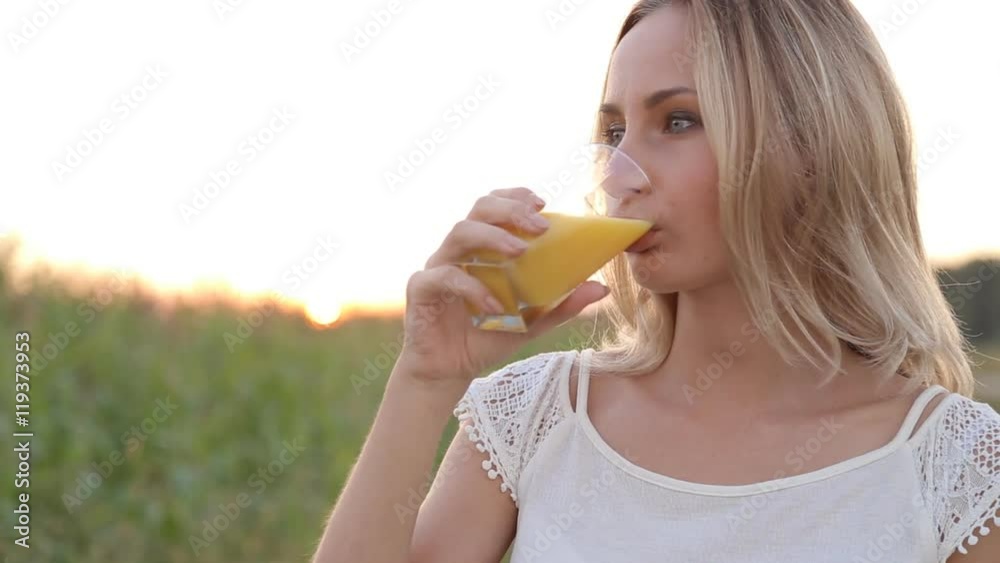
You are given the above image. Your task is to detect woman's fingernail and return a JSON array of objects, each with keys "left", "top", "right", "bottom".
[
  {"left": 533, "top": 196, "right": 546, "bottom": 208},
  {"left": 531, "top": 214, "right": 550, "bottom": 229},
  {"left": 486, "top": 296, "right": 505, "bottom": 314},
  {"left": 508, "top": 237, "right": 529, "bottom": 251}
]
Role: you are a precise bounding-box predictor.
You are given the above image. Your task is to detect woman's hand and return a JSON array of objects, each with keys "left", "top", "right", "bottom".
[{"left": 397, "top": 187, "right": 610, "bottom": 385}]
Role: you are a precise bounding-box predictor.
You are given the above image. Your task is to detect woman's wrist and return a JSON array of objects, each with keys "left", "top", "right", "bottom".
[{"left": 385, "top": 362, "right": 469, "bottom": 417}]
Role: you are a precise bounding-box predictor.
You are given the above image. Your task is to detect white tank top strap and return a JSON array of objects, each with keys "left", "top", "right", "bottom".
[
  {"left": 575, "top": 348, "right": 594, "bottom": 418},
  {"left": 896, "top": 384, "right": 949, "bottom": 441}
]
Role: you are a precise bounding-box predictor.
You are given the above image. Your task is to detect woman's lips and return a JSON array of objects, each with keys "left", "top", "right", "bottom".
[{"left": 625, "top": 228, "right": 660, "bottom": 254}]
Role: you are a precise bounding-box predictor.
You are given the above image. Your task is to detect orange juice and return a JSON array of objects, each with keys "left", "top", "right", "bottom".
[{"left": 459, "top": 212, "right": 653, "bottom": 332}]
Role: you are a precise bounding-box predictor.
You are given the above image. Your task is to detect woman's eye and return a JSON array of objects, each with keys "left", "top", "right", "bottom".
[
  {"left": 601, "top": 124, "right": 625, "bottom": 147},
  {"left": 666, "top": 113, "right": 698, "bottom": 134},
  {"left": 601, "top": 113, "right": 697, "bottom": 145}
]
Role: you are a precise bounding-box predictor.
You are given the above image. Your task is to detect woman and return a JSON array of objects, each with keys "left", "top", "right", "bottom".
[{"left": 314, "top": 1, "right": 1000, "bottom": 561}]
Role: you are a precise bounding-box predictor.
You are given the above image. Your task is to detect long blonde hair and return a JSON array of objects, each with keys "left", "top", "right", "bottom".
[{"left": 587, "top": 0, "right": 976, "bottom": 397}]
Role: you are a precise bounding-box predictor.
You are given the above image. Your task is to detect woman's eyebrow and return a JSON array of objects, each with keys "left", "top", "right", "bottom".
[{"left": 599, "top": 86, "right": 697, "bottom": 114}]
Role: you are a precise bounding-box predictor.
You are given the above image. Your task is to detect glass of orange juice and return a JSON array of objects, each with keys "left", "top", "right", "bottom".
[{"left": 457, "top": 144, "right": 653, "bottom": 332}]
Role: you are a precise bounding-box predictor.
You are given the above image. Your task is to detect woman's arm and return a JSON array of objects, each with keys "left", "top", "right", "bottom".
[
  {"left": 311, "top": 360, "right": 516, "bottom": 563},
  {"left": 410, "top": 416, "right": 517, "bottom": 563},
  {"left": 949, "top": 531, "right": 1000, "bottom": 563},
  {"left": 313, "top": 188, "right": 593, "bottom": 562}
]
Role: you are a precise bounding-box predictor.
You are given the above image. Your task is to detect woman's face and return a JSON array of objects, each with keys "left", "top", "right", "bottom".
[{"left": 602, "top": 4, "right": 730, "bottom": 293}]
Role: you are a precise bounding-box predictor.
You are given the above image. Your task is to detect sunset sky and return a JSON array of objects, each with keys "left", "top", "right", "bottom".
[{"left": 2, "top": 0, "right": 998, "bottom": 323}]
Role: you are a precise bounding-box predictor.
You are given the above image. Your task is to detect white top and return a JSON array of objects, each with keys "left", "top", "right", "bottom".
[{"left": 453, "top": 348, "right": 1000, "bottom": 562}]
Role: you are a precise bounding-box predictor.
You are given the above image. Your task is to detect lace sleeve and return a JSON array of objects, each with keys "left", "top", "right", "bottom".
[
  {"left": 917, "top": 395, "right": 1000, "bottom": 561},
  {"left": 452, "top": 351, "right": 570, "bottom": 508}
]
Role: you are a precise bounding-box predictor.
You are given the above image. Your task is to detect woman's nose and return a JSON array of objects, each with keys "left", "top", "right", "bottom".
[{"left": 599, "top": 148, "right": 651, "bottom": 206}]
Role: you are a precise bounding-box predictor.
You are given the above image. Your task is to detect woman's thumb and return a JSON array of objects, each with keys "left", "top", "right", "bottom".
[{"left": 527, "top": 281, "right": 610, "bottom": 335}]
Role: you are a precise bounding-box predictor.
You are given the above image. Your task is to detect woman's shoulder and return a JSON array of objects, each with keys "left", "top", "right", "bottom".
[
  {"left": 457, "top": 349, "right": 577, "bottom": 413},
  {"left": 470, "top": 348, "right": 576, "bottom": 388},
  {"left": 910, "top": 389, "right": 1000, "bottom": 559},
  {"left": 452, "top": 349, "right": 579, "bottom": 506},
  {"left": 912, "top": 389, "right": 1000, "bottom": 447},
  {"left": 910, "top": 388, "right": 1000, "bottom": 464}
]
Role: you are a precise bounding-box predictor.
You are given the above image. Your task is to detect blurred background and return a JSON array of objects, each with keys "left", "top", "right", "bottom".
[{"left": 1, "top": 0, "right": 998, "bottom": 561}]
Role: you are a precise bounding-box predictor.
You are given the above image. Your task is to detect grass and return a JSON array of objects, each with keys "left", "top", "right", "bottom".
[
  {"left": 0, "top": 251, "right": 995, "bottom": 562},
  {"left": 0, "top": 257, "right": 594, "bottom": 563}
]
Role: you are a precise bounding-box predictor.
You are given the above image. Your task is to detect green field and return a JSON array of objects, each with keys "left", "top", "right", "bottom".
[
  {"left": 0, "top": 256, "right": 996, "bottom": 562},
  {"left": 0, "top": 259, "right": 592, "bottom": 562}
]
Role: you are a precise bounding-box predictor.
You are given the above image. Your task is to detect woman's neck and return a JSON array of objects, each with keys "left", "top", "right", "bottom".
[{"left": 647, "top": 278, "right": 872, "bottom": 417}]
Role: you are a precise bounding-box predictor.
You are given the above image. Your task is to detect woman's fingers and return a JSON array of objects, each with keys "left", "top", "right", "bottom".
[
  {"left": 420, "top": 187, "right": 555, "bottom": 308},
  {"left": 425, "top": 220, "right": 529, "bottom": 269},
  {"left": 466, "top": 193, "right": 550, "bottom": 235},
  {"left": 425, "top": 188, "right": 553, "bottom": 270},
  {"left": 484, "top": 187, "right": 547, "bottom": 209},
  {"left": 407, "top": 265, "right": 506, "bottom": 316}
]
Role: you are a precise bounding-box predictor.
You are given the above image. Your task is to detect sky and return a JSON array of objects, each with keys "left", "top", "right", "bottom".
[{"left": 1, "top": 0, "right": 998, "bottom": 323}]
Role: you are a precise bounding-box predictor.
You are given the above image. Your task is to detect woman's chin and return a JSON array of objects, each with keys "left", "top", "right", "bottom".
[
  {"left": 627, "top": 246, "right": 668, "bottom": 273},
  {"left": 626, "top": 248, "right": 677, "bottom": 292},
  {"left": 627, "top": 250, "right": 720, "bottom": 294}
]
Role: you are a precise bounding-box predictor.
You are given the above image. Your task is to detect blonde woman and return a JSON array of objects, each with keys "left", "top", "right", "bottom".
[{"left": 313, "top": 1, "right": 1000, "bottom": 561}]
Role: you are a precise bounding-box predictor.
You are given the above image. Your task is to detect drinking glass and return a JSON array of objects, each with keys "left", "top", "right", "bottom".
[{"left": 458, "top": 144, "right": 653, "bottom": 332}]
